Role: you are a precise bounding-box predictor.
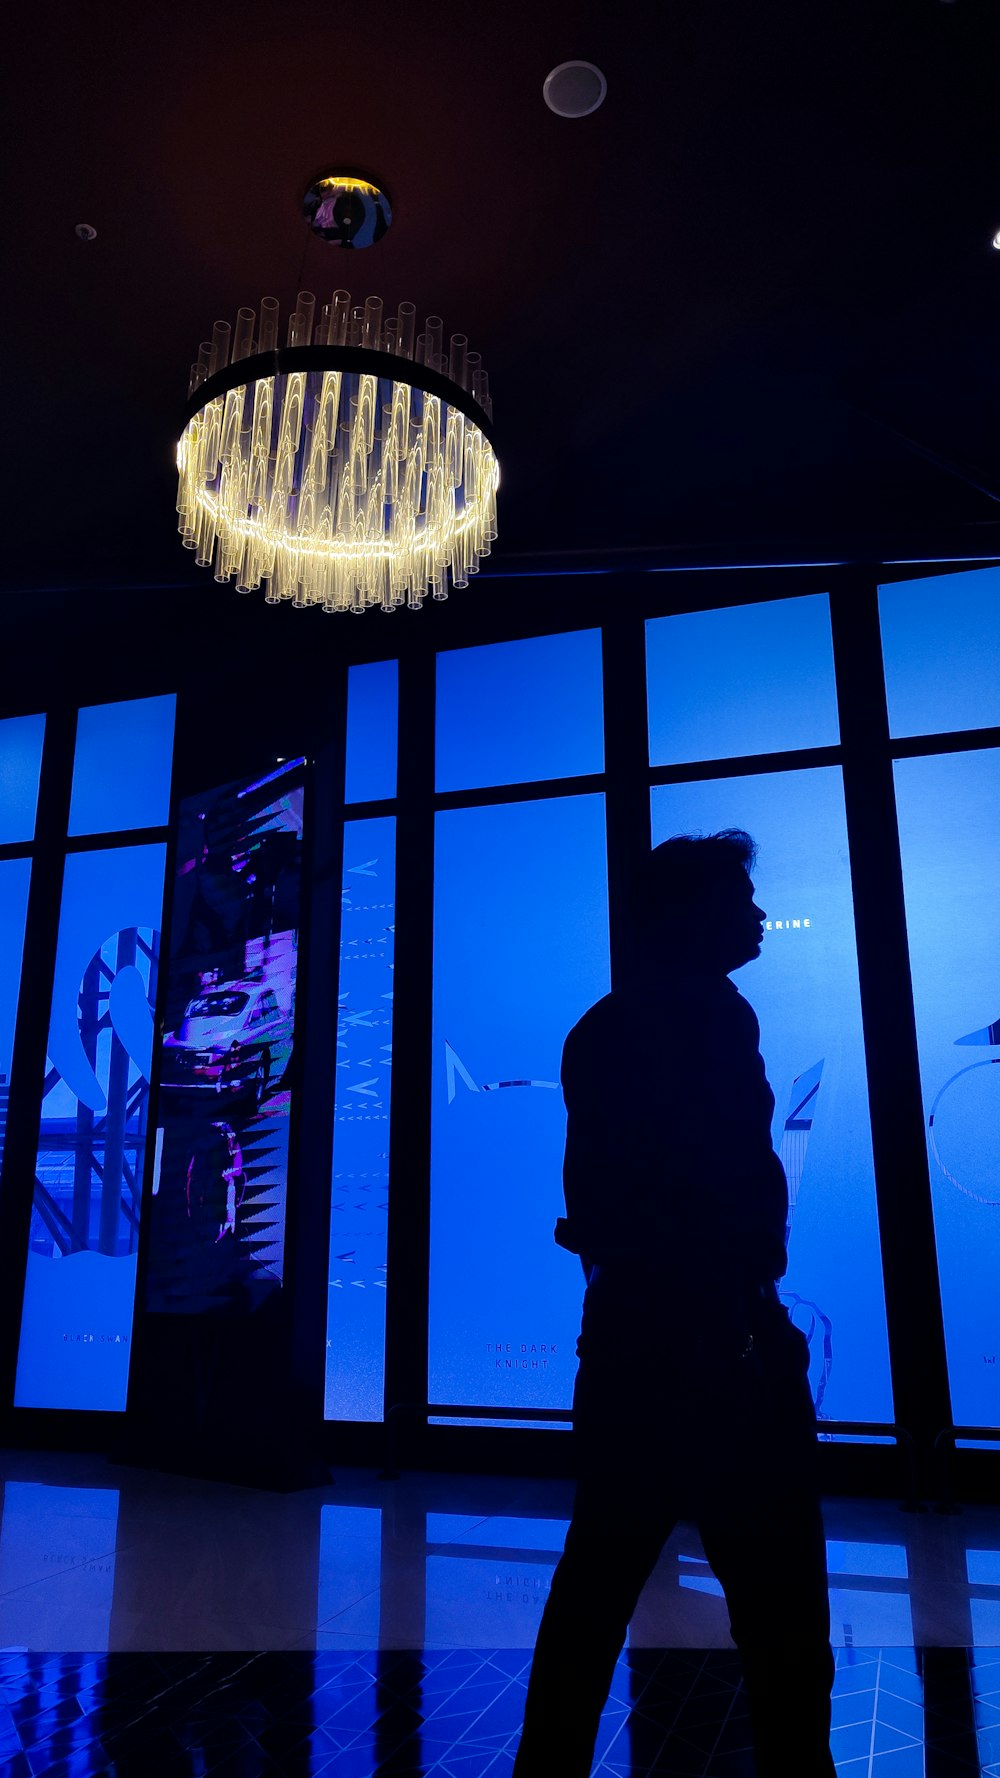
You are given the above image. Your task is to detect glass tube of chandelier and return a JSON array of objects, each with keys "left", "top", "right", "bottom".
[
  {"left": 349, "top": 306, "right": 364, "bottom": 346},
  {"left": 425, "top": 316, "right": 443, "bottom": 370},
  {"left": 396, "top": 301, "right": 416, "bottom": 358},
  {"left": 382, "top": 317, "right": 398, "bottom": 354},
  {"left": 232, "top": 307, "right": 255, "bottom": 362},
  {"left": 362, "top": 295, "right": 382, "bottom": 349},
  {"left": 415, "top": 332, "right": 428, "bottom": 364},
  {"left": 296, "top": 291, "right": 316, "bottom": 345},
  {"left": 210, "top": 320, "right": 232, "bottom": 375},
  {"left": 315, "top": 302, "right": 331, "bottom": 345},
  {"left": 258, "top": 297, "right": 280, "bottom": 353},
  {"left": 330, "top": 290, "right": 350, "bottom": 346},
  {"left": 197, "top": 340, "right": 213, "bottom": 379},
  {"left": 448, "top": 335, "right": 468, "bottom": 389}
]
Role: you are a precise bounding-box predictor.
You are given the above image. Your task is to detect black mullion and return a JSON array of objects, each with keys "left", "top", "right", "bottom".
[
  {"left": 64, "top": 825, "right": 169, "bottom": 853},
  {"left": 828, "top": 572, "right": 952, "bottom": 1476},
  {"left": 382, "top": 651, "right": 436, "bottom": 1441},
  {"left": 0, "top": 705, "right": 77, "bottom": 1419},
  {"left": 650, "top": 744, "right": 842, "bottom": 786},
  {"left": 0, "top": 841, "right": 34, "bottom": 864},
  {"left": 889, "top": 727, "right": 1000, "bottom": 761},
  {"left": 434, "top": 771, "right": 605, "bottom": 813},
  {"left": 602, "top": 617, "right": 652, "bottom": 990}
]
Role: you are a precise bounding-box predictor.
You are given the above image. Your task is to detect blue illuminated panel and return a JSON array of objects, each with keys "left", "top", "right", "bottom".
[
  {"left": 0, "top": 859, "right": 31, "bottom": 1173},
  {"left": 15, "top": 844, "right": 167, "bottom": 1410},
  {"left": 646, "top": 594, "right": 839, "bottom": 765},
  {"left": 880, "top": 567, "right": 1000, "bottom": 738},
  {"left": 345, "top": 660, "right": 398, "bottom": 803},
  {"left": 146, "top": 762, "right": 304, "bottom": 1315},
  {"left": 429, "top": 793, "right": 610, "bottom": 1418},
  {"left": 894, "top": 749, "right": 1000, "bottom": 1428},
  {"left": 0, "top": 713, "right": 45, "bottom": 844},
  {"left": 69, "top": 694, "right": 176, "bottom": 836},
  {"left": 651, "top": 769, "right": 892, "bottom": 1427},
  {"left": 325, "top": 817, "right": 394, "bottom": 1421},
  {"left": 436, "top": 630, "right": 604, "bottom": 793}
]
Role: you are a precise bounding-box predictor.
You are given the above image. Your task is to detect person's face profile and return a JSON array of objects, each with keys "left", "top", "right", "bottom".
[{"left": 716, "top": 869, "right": 766, "bottom": 972}]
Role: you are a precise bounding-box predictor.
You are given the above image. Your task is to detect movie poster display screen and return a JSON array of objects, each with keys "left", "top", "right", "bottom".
[{"left": 144, "top": 759, "right": 304, "bottom": 1315}]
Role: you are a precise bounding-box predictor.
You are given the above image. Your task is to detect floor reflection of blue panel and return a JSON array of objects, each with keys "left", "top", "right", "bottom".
[
  {"left": 317, "top": 1505, "right": 381, "bottom": 1637},
  {"left": 0, "top": 1483, "right": 119, "bottom": 1653}
]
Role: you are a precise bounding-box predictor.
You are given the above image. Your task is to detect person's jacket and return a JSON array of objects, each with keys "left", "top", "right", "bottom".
[{"left": 554, "top": 974, "right": 789, "bottom": 1316}]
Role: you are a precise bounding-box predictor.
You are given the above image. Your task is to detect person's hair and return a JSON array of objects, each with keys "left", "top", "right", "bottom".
[{"left": 639, "top": 829, "right": 757, "bottom": 929}]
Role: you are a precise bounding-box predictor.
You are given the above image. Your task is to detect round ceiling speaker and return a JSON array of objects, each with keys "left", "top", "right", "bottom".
[
  {"left": 302, "top": 170, "right": 392, "bottom": 248},
  {"left": 543, "top": 60, "right": 607, "bottom": 118}
]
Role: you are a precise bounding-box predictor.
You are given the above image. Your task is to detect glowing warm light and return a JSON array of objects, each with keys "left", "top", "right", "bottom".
[
  {"left": 992, "top": 228, "right": 1000, "bottom": 251},
  {"left": 177, "top": 290, "right": 498, "bottom": 614},
  {"left": 315, "top": 176, "right": 382, "bottom": 196}
]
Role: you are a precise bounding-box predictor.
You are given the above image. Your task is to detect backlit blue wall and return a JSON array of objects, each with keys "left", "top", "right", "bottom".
[
  {"left": 428, "top": 793, "right": 610, "bottom": 1422},
  {"left": 651, "top": 771, "right": 893, "bottom": 1426},
  {"left": 647, "top": 593, "right": 839, "bottom": 764},
  {"left": 14, "top": 694, "right": 174, "bottom": 1412},
  {"left": 894, "top": 748, "right": 1000, "bottom": 1428},
  {"left": 325, "top": 818, "right": 395, "bottom": 1421}
]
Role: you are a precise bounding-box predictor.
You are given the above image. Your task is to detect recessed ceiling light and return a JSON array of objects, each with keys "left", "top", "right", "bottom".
[
  {"left": 75, "top": 222, "right": 97, "bottom": 241},
  {"left": 992, "top": 228, "right": 1000, "bottom": 250},
  {"left": 543, "top": 61, "right": 607, "bottom": 118}
]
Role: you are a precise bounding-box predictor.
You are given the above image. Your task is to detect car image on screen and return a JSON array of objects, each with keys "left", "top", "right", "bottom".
[{"left": 161, "top": 979, "right": 292, "bottom": 1109}]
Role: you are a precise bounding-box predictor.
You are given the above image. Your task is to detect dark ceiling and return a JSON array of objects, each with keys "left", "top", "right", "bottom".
[{"left": 4, "top": 0, "right": 1000, "bottom": 596}]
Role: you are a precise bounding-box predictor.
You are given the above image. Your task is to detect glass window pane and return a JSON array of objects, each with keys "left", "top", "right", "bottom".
[
  {"left": 0, "top": 858, "right": 32, "bottom": 1173},
  {"left": 894, "top": 749, "right": 1000, "bottom": 1427},
  {"left": 325, "top": 816, "right": 395, "bottom": 1422},
  {"left": 429, "top": 794, "right": 610, "bottom": 1418},
  {"left": 145, "top": 763, "right": 304, "bottom": 1315},
  {"left": 15, "top": 843, "right": 167, "bottom": 1411},
  {"left": 345, "top": 660, "right": 398, "bottom": 803},
  {"left": 0, "top": 714, "right": 45, "bottom": 844},
  {"left": 646, "top": 594, "right": 839, "bottom": 766},
  {"left": 435, "top": 630, "right": 604, "bottom": 793},
  {"left": 879, "top": 567, "right": 1000, "bottom": 738},
  {"left": 650, "top": 768, "right": 892, "bottom": 1428},
  {"left": 69, "top": 694, "right": 176, "bottom": 836}
]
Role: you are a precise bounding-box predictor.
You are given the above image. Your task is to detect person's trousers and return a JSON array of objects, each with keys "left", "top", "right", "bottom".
[{"left": 513, "top": 1321, "right": 836, "bottom": 1777}]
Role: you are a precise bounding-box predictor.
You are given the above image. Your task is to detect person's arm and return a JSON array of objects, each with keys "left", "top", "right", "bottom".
[{"left": 555, "top": 1013, "right": 635, "bottom": 1272}]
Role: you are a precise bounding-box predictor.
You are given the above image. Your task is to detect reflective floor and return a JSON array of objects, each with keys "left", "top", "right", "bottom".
[{"left": 2, "top": 1448, "right": 1000, "bottom": 1773}]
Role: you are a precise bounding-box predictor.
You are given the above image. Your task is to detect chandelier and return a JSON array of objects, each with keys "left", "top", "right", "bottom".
[{"left": 176, "top": 289, "right": 499, "bottom": 614}]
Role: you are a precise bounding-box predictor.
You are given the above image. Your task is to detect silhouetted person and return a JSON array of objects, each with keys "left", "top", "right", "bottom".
[{"left": 514, "top": 831, "right": 836, "bottom": 1777}]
